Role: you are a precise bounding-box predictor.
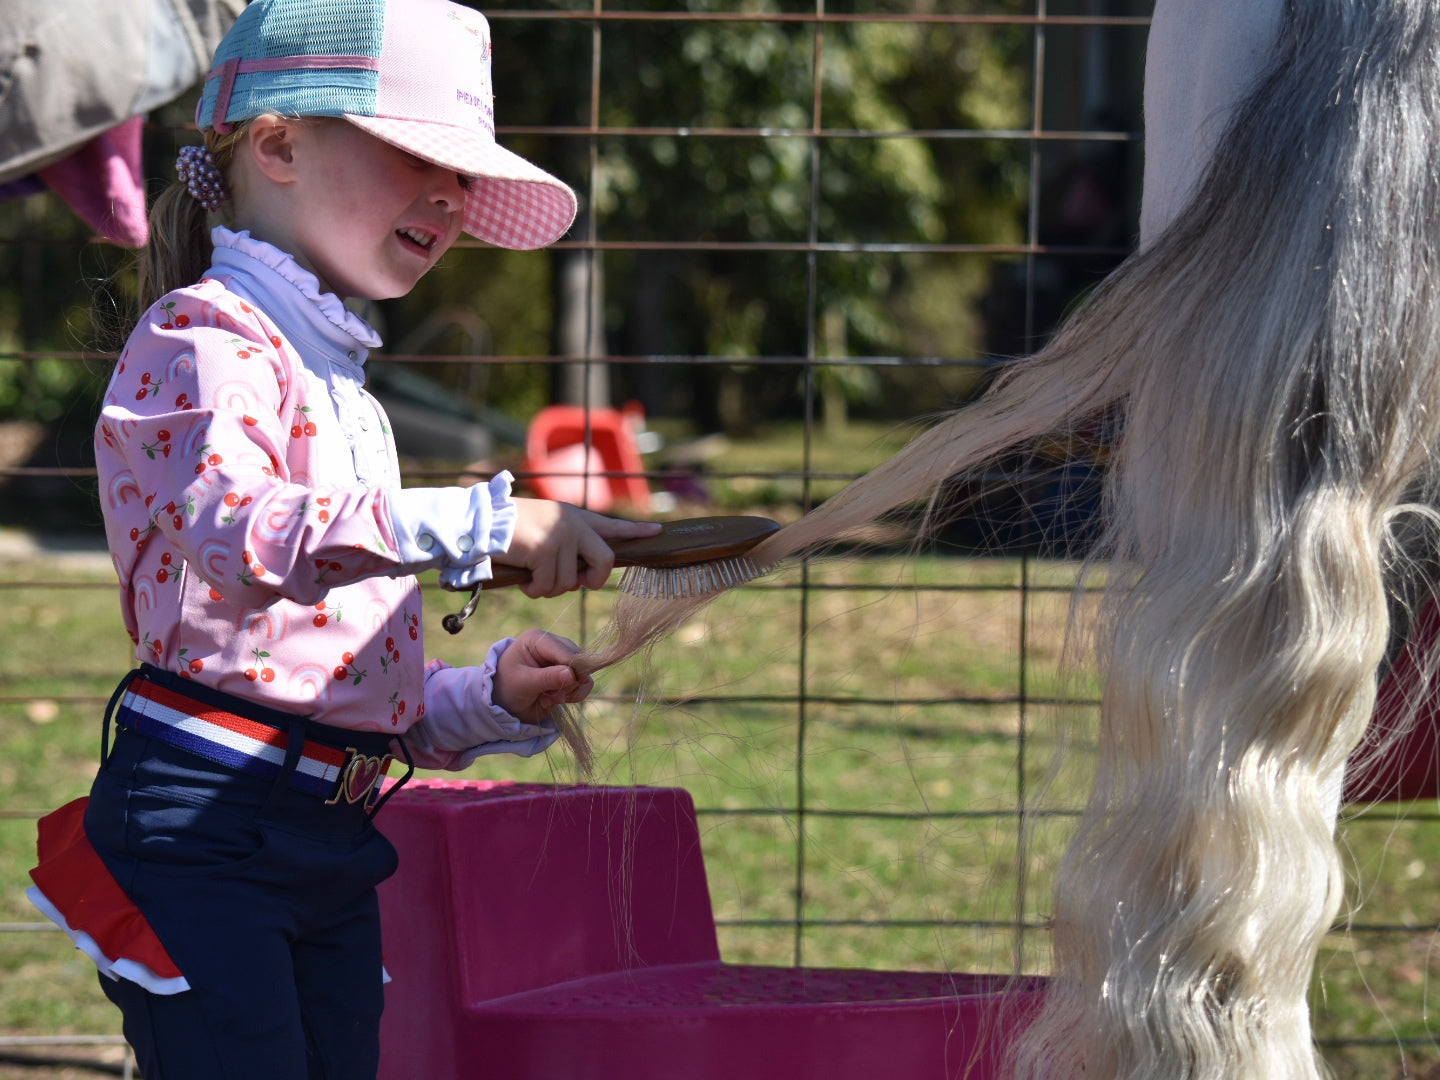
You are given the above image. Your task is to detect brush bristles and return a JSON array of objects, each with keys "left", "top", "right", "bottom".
[
  {"left": 445, "top": 554, "right": 767, "bottom": 632},
  {"left": 617, "top": 555, "right": 764, "bottom": 599}
]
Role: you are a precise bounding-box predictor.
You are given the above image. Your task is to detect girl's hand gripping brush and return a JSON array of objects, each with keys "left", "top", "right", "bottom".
[{"left": 441, "top": 515, "right": 780, "bottom": 634}]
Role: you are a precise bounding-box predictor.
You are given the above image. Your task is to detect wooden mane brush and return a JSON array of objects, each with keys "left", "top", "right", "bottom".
[{"left": 441, "top": 515, "right": 780, "bottom": 634}]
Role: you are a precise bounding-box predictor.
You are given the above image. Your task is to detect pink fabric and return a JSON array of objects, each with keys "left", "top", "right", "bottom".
[
  {"left": 96, "top": 277, "right": 430, "bottom": 734},
  {"left": 374, "top": 1, "right": 494, "bottom": 134},
  {"left": 1347, "top": 601, "right": 1440, "bottom": 803},
  {"left": 36, "top": 117, "right": 149, "bottom": 248}
]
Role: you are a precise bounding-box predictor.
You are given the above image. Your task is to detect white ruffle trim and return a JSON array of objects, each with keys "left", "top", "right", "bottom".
[
  {"left": 26, "top": 885, "right": 191, "bottom": 996},
  {"left": 211, "top": 226, "right": 382, "bottom": 347}
]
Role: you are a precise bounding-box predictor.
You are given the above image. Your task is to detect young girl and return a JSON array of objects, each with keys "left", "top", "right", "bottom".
[{"left": 27, "top": 1, "right": 658, "bottom": 1077}]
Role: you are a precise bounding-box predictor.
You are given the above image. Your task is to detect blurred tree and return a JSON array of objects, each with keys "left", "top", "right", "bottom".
[
  {"left": 0, "top": 194, "right": 126, "bottom": 527},
  {"left": 484, "top": 0, "right": 1034, "bottom": 433},
  {"left": 0, "top": 1, "right": 1133, "bottom": 476}
]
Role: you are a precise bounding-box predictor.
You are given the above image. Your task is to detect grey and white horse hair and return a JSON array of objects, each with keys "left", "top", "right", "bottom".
[{"left": 563, "top": 2, "right": 1440, "bottom": 1075}]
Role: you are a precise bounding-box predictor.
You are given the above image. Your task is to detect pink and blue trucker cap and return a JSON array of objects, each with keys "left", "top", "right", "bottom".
[{"left": 196, "top": 0, "right": 577, "bottom": 250}]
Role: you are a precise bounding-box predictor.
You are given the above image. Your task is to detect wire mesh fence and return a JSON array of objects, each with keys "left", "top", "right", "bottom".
[{"left": 1, "top": 2, "right": 1436, "bottom": 1077}]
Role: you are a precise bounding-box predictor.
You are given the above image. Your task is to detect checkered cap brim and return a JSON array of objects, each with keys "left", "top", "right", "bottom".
[{"left": 346, "top": 114, "right": 576, "bottom": 250}]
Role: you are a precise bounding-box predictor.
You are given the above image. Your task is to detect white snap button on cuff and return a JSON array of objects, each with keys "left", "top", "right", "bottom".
[{"left": 417, "top": 533, "right": 435, "bottom": 552}]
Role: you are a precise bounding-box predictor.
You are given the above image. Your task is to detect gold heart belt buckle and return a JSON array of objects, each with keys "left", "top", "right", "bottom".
[{"left": 325, "top": 749, "right": 394, "bottom": 809}]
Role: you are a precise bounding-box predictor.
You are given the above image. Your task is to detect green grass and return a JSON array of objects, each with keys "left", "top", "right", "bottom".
[
  {"left": 2, "top": 538, "right": 1440, "bottom": 1077},
  {"left": 660, "top": 418, "right": 926, "bottom": 512}
]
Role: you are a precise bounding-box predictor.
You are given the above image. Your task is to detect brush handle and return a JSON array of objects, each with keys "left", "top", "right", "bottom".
[
  {"left": 441, "top": 515, "right": 778, "bottom": 633},
  {"left": 479, "top": 515, "right": 779, "bottom": 590}
]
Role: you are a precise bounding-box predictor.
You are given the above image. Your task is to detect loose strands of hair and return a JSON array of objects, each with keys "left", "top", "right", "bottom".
[
  {"left": 547, "top": 1, "right": 1440, "bottom": 1076},
  {"left": 138, "top": 184, "right": 213, "bottom": 313},
  {"left": 137, "top": 126, "right": 249, "bottom": 313}
]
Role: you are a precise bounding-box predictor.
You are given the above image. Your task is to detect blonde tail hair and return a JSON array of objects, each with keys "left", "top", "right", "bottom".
[{"left": 558, "top": 1, "right": 1440, "bottom": 1076}]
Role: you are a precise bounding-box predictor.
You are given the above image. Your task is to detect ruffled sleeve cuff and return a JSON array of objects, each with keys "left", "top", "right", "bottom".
[
  {"left": 387, "top": 472, "right": 517, "bottom": 589},
  {"left": 404, "top": 643, "right": 561, "bottom": 770}
]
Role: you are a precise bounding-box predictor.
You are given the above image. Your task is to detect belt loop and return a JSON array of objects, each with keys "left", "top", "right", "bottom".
[
  {"left": 366, "top": 735, "right": 414, "bottom": 821},
  {"left": 260, "top": 715, "right": 309, "bottom": 814},
  {"left": 100, "top": 669, "right": 141, "bottom": 768}
]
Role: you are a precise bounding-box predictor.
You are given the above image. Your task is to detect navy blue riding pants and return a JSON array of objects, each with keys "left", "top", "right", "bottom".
[{"left": 85, "top": 724, "right": 401, "bottom": 1080}]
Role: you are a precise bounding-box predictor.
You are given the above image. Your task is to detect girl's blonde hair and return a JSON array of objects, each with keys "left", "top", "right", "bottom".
[
  {"left": 558, "top": 1, "right": 1440, "bottom": 1075},
  {"left": 137, "top": 125, "right": 250, "bottom": 312}
]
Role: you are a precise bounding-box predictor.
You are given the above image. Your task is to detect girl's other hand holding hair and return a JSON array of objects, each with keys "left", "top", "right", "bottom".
[
  {"left": 503, "top": 499, "right": 661, "bottom": 598},
  {"left": 493, "top": 629, "right": 594, "bottom": 724}
]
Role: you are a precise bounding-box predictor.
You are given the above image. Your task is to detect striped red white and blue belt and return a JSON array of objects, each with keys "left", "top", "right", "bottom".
[{"left": 114, "top": 673, "right": 395, "bottom": 808}]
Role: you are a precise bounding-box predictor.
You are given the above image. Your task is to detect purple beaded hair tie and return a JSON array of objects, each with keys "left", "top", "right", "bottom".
[{"left": 176, "top": 145, "right": 228, "bottom": 213}]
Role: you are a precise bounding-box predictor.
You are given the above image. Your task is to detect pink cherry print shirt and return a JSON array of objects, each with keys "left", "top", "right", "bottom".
[{"left": 95, "top": 227, "right": 557, "bottom": 768}]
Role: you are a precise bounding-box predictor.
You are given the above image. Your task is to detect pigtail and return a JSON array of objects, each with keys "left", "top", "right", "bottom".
[
  {"left": 136, "top": 126, "right": 248, "bottom": 313},
  {"left": 137, "top": 182, "right": 215, "bottom": 312}
]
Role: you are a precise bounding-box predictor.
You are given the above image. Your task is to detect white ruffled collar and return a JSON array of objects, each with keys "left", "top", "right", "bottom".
[{"left": 209, "top": 226, "right": 383, "bottom": 354}]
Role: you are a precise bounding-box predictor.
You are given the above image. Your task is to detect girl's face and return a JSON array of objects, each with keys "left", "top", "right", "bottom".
[{"left": 244, "top": 119, "right": 469, "bottom": 301}]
